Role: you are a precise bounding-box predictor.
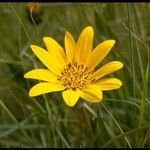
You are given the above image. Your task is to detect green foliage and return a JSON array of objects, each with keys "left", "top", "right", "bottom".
[{"left": 0, "top": 2, "right": 150, "bottom": 148}]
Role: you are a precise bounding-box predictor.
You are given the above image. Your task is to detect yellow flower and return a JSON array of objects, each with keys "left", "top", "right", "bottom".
[
  {"left": 24, "top": 26, "right": 123, "bottom": 107},
  {"left": 26, "top": 3, "right": 43, "bottom": 25}
]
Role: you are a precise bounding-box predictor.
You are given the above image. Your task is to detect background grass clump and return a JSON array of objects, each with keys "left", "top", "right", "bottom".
[{"left": 0, "top": 2, "right": 150, "bottom": 148}]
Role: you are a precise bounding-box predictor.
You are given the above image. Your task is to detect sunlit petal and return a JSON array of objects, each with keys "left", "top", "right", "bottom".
[
  {"left": 92, "top": 61, "right": 123, "bottom": 80},
  {"left": 24, "top": 69, "right": 59, "bottom": 83},
  {"left": 62, "top": 89, "right": 80, "bottom": 106},
  {"left": 80, "top": 84, "right": 103, "bottom": 103},
  {"left": 95, "top": 78, "right": 122, "bottom": 90},
  {"left": 43, "top": 37, "right": 67, "bottom": 68},
  {"left": 30, "top": 45, "right": 62, "bottom": 76},
  {"left": 86, "top": 40, "right": 116, "bottom": 69},
  {"left": 29, "top": 82, "right": 65, "bottom": 97},
  {"left": 75, "top": 26, "right": 94, "bottom": 64},
  {"left": 65, "top": 31, "right": 76, "bottom": 64}
]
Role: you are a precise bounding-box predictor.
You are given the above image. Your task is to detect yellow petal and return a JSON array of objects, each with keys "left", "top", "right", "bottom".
[
  {"left": 24, "top": 69, "right": 59, "bottom": 83},
  {"left": 62, "top": 89, "right": 80, "bottom": 107},
  {"left": 29, "top": 82, "right": 65, "bottom": 97},
  {"left": 95, "top": 78, "right": 122, "bottom": 90},
  {"left": 80, "top": 84, "right": 103, "bottom": 103},
  {"left": 92, "top": 61, "right": 123, "bottom": 80},
  {"left": 86, "top": 40, "right": 116, "bottom": 69},
  {"left": 43, "top": 36, "right": 67, "bottom": 68},
  {"left": 75, "top": 26, "right": 94, "bottom": 64},
  {"left": 65, "top": 31, "right": 76, "bottom": 64},
  {"left": 30, "top": 45, "right": 63, "bottom": 76}
]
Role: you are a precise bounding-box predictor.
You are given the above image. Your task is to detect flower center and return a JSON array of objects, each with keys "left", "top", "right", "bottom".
[{"left": 57, "top": 62, "right": 93, "bottom": 90}]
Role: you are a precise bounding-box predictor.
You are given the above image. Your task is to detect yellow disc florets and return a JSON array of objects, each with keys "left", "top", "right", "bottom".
[{"left": 57, "top": 62, "right": 93, "bottom": 90}]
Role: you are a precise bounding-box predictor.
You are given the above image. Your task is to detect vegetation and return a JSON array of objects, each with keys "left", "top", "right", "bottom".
[{"left": 0, "top": 2, "right": 149, "bottom": 148}]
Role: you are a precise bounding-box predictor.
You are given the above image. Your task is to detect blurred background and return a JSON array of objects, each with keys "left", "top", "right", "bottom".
[{"left": 0, "top": 2, "right": 150, "bottom": 148}]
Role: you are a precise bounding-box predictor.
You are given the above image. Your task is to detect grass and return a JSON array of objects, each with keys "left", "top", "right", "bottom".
[{"left": 0, "top": 2, "right": 150, "bottom": 148}]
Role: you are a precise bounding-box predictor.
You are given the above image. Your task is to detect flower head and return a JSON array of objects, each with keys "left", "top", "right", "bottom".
[
  {"left": 24, "top": 26, "right": 123, "bottom": 107},
  {"left": 26, "top": 3, "right": 43, "bottom": 25}
]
